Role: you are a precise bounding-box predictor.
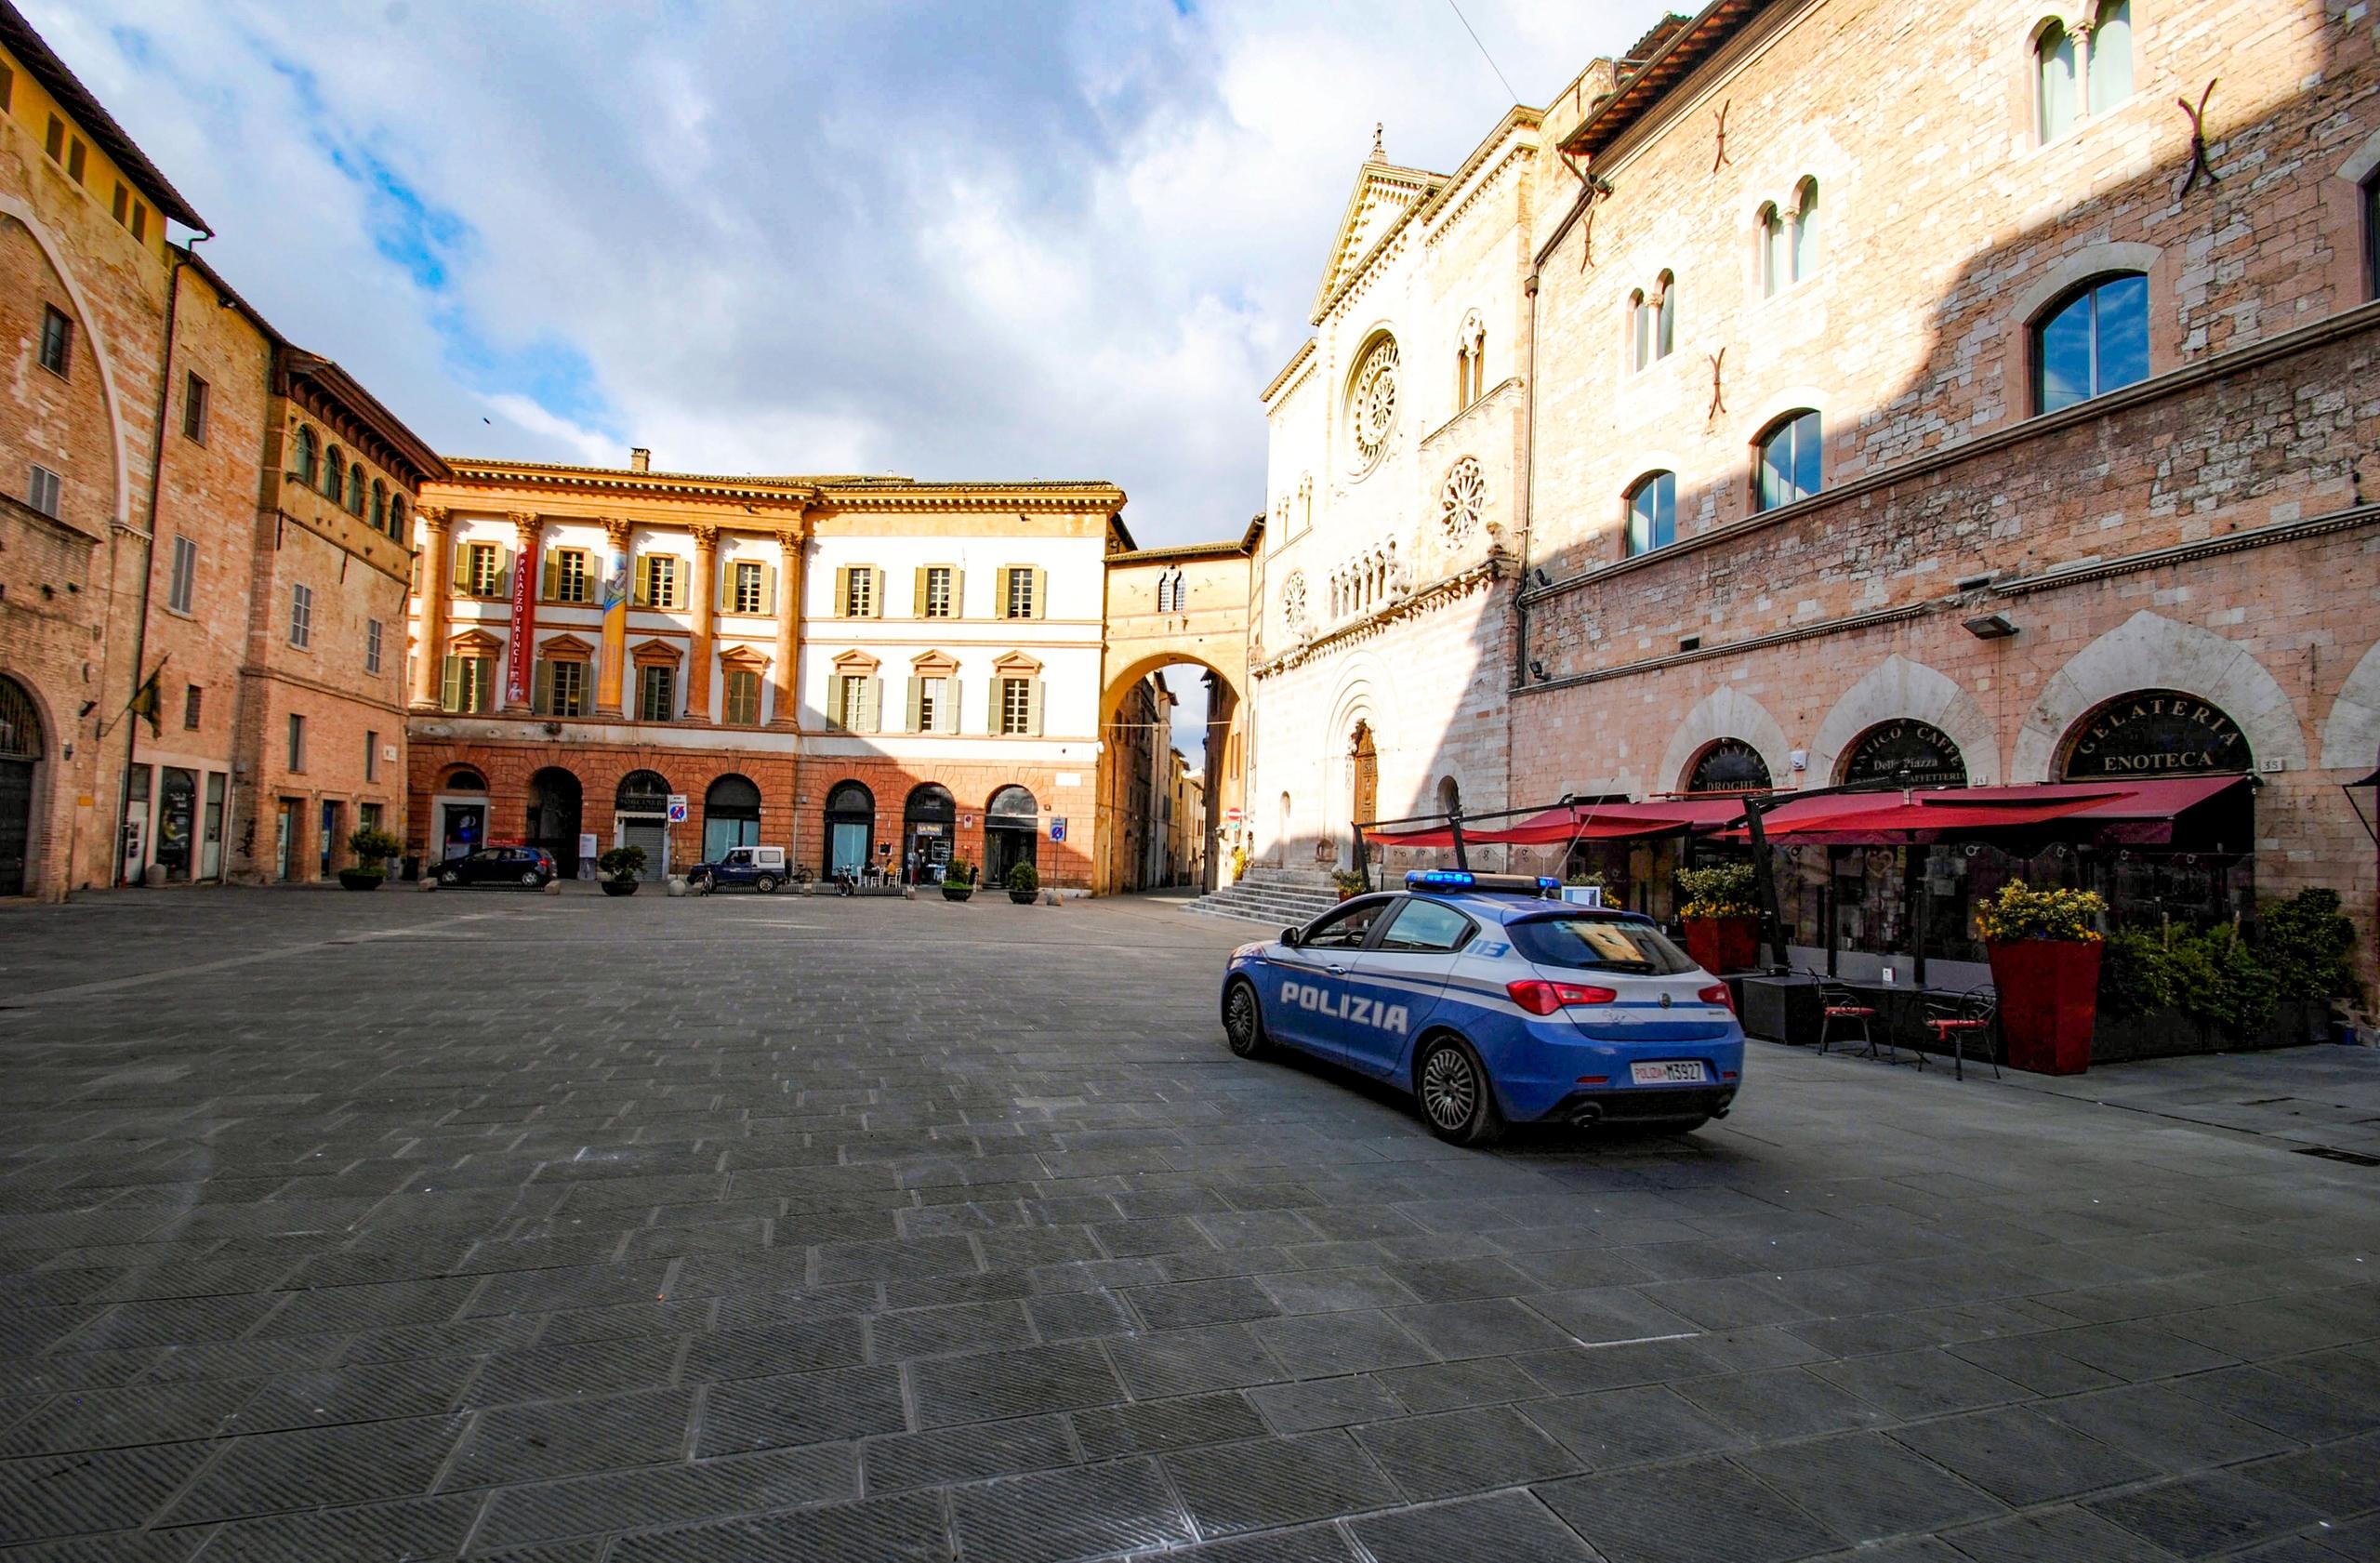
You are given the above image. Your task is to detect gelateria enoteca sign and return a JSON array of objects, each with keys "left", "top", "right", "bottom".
[{"left": 2063, "top": 690, "right": 2248, "bottom": 777}]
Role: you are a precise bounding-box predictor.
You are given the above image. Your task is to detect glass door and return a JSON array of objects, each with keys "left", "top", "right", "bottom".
[
  {"left": 200, "top": 774, "right": 225, "bottom": 881},
  {"left": 319, "top": 801, "right": 342, "bottom": 878},
  {"left": 275, "top": 800, "right": 295, "bottom": 881}
]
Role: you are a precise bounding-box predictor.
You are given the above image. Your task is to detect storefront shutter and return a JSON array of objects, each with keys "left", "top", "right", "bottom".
[
  {"left": 539, "top": 550, "right": 557, "bottom": 602},
  {"left": 906, "top": 676, "right": 923, "bottom": 733},
  {"left": 533, "top": 658, "right": 553, "bottom": 715},
  {"left": 760, "top": 563, "right": 777, "bottom": 615},
  {"left": 440, "top": 655, "right": 461, "bottom": 710},
  {"left": 1027, "top": 677, "right": 1044, "bottom": 736},
  {"left": 1031, "top": 568, "right": 1048, "bottom": 619},
  {"left": 912, "top": 567, "right": 928, "bottom": 618}
]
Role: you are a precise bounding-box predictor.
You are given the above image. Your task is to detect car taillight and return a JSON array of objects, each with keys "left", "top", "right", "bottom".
[
  {"left": 1699, "top": 984, "right": 1735, "bottom": 1012},
  {"left": 1507, "top": 979, "right": 1620, "bottom": 1015}
]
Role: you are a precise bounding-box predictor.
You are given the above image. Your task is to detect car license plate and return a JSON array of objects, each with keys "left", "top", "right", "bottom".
[{"left": 1632, "top": 1061, "right": 1706, "bottom": 1084}]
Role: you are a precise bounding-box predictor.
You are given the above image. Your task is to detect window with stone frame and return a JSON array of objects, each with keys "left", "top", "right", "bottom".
[
  {"left": 1626, "top": 470, "right": 1677, "bottom": 556},
  {"left": 1756, "top": 410, "right": 1823, "bottom": 511},
  {"left": 1001, "top": 566, "right": 1040, "bottom": 620},
  {"left": 324, "top": 449, "right": 345, "bottom": 510},
  {"left": 27, "top": 464, "right": 60, "bottom": 518},
  {"left": 723, "top": 668, "right": 762, "bottom": 726},
  {"left": 441, "top": 655, "right": 496, "bottom": 713},
  {"left": 289, "top": 582, "right": 313, "bottom": 648},
  {"left": 466, "top": 542, "right": 504, "bottom": 598},
  {"left": 168, "top": 535, "right": 198, "bottom": 615},
  {"left": 830, "top": 672, "right": 877, "bottom": 732},
  {"left": 842, "top": 566, "right": 876, "bottom": 617},
  {"left": 920, "top": 565, "right": 956, "bottom": 618},
  {"left": 365, "top": 618, "right": 384, "bottom": 675},
  {"left": 731, "top": 560, "right": 766, "bottom": 614},
  {"left": 2086, "top": 0, "right": 2133, "bottom": 116},
  {"left": 548, "top": 548, "right": 591, "bottom": 603},
  {"left": 638, "top": 664, "right": 677, "bottom": 722},
  {"left": 998, "top": 676, "right": 1034, "bottom": 735},
  {"left": 183, "top": 684, "right": 201, "bottom": 730},
  {"left": 637, "top": 553, "right": 680, "bottom": 609},
  {"left": 2033, "top": 271, "right": 2149, "bottom": 412},
  {"left": 181, "top": 372, "right": 209, "bottom": 444},
  {"left": 287, "top": 713, "right": 306, "bottom": 773},
  {"left": 347, "top": 463, "right": 367, "bottom": 517},
  {"left": 2037, "top": 20, "right": 2080, "bottom": 142},
  {"left": 2365, "top": 170, "right": 2380, "bottom": 301},
  {"left": 536, "top": 657, "right": 588, "bottom": 718},
  {"left": 37, "top": 305, "right": 70, "bottom": 377}
]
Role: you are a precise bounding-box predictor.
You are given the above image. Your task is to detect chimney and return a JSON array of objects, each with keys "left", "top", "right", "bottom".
[{"left": 629, "top": 447, "right": 651, "bottom": 473}]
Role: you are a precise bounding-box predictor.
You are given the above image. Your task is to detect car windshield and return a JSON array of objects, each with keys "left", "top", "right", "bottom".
[{"left": 1508, "top": 915, "right": 1698, "bottom": 975}]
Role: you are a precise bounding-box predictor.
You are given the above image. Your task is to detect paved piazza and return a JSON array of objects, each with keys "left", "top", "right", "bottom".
[{"left": 0, "top": 888, "right": 2375, "bottom": 1563}]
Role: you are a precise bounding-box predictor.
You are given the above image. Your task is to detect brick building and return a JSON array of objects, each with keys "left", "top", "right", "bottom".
[{"left": 405, "top": 456, "right": 1127, "bottom": 888}]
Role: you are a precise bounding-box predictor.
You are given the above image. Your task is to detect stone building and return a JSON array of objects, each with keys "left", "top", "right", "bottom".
[{"left": 405, "top": 455, "right": 1126, "bottom": 888}]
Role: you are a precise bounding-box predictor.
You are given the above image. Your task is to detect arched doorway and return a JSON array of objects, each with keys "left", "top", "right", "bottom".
[
  {"left": 615, "top": 769, "right": 671, "bottom": 881},
  {"left": 985, "top": 785, "right": 1039, "bottom": 886},
  {"left": 703, "top": 775, "right": 761, "bottom": 863},
  {"left": 1350, "top": 722, "right": 1379, "bottom": 835},
  {"left": 1839, "top": 721, "right": 1968, "bottom": 788},
  {"left": 824, "top": 781, "right": 875, "bottom": 880},
  {"left": 903, "top": 783, "right": 956, "bottom": 883},
  {"left": 0, "top": 677, "right": 45, "bottom": 896},
  {"left": 435, "top": 767, "right": 488, "bottom": 867},
  {"left": 1686, "top": 739, "right": 1772, "bottom": 794},
  {"left": 527, "top": 767, "right": 583, "bottom": 876}
]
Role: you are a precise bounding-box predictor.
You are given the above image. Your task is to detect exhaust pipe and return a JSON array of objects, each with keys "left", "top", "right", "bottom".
[{"left": 1568, "top": 1104, "right": 1604, "bottom": 1129}]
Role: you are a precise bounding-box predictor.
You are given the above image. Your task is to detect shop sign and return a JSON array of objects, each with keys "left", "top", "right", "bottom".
[
  {"left": 1686, "top": 738, "right": 1771, "bottom": 795},
  {"left": 915, "top": 823, "right": 945, "bottom": 837},
  {"left": 2063, "top": 690, "right": 2249, "bottom": 778},
  {"left": 1843, "top": 721, "right": 1968, "bottom": 788}
]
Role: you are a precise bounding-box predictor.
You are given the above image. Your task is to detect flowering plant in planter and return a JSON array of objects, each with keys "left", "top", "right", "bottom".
[
  {"left": 1329, "top": 868, "right": 1368, "bottom": 901},
  {"left": 1974, "top": 881, "right": 2106, "bottom": 944},
  {"left": 1675, "top": 863, "right": 1756, "bottom": 919},
  {"left": 1675, "top": 863, "right": 1759, "bottom": 973},
  {"left": 1977, "top": 882, "right": 2107, "bottom": 1075}
]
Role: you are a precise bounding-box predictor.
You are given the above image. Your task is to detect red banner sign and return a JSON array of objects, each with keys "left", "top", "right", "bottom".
[{"left": 504, "top": 546, "right": 536, "bottom": 707}]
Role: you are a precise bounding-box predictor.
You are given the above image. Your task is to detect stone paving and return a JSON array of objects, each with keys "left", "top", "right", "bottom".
[{"left": 0, "top": 885, "right": 2374, "bottom": 1561}]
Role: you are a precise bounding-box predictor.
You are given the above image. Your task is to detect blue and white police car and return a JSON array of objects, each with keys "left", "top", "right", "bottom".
[{"left": 1220, "top": 870, "right": 1745, "bottom": 1146}]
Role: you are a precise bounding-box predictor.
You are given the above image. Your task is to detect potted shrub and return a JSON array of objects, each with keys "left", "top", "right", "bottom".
[
  {"left": 1329, "top": 868, "right": 1368, "bottom": 901},
  {"left": 1978, "top": 881, "right": 2107, "bottom": 1074},
  {"left": 1676, "top": 863, "right": 1759, "bottom": 974},
  {"left": 597, "top": 845, "right": 646, "bottom": 896},
  {"left": 1007, "top": 861, "right": 1040, "bottom": 905},
  {"left": 942, "top": 855, "right": 977, "bottom": 903},
  {"left": 2255, "top": 888, "right": 2363, "bottom": 1045},
  {"left": 339, "top": 826, "right": 403, "bottom": 891}
]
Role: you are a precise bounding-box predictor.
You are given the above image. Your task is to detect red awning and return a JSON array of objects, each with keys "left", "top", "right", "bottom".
[
  {"left": 1729, "top": 775, "right": 2252, "bottom": 845},
  {"left": 1367, "top": 797, "right": 1751, "bottom": 848}
]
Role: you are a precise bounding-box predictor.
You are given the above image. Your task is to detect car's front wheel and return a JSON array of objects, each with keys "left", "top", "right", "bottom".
[
  {"left": 1416, "top": 1035, "right": 1505, "bottom": 1146},
  {"left": 520, "top": 871, "right": 541, "bottom": 887},
  {"left": 440, "top": 868, "right": 461, "bottom": 886},
  {"left": 1223, "top": 979, "right": 1271, "bottom": 1060}
]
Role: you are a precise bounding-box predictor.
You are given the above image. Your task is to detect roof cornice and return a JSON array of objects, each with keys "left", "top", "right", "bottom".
[{"left": 1260, "top": 339, "right": 1318, "bottom": 406}]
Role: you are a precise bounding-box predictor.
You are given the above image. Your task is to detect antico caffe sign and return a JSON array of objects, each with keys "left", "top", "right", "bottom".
[
  {"left": 2062, "top": 690, "right": 2249, "bottom": 778},
  {"left": 1842, "top": 721, "right": 1968, "bottom": 788}
]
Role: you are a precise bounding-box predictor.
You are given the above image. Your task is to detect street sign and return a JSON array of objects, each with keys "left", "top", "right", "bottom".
[
  {"left": 1224, "top": 807, "right": 1243, "bottom": 823},
  {"left": 1050, "top": 817, "right": 1067, "bottom": 842},
  {"left": 666, "top": 794, "right": 689, "bottom": 823}
]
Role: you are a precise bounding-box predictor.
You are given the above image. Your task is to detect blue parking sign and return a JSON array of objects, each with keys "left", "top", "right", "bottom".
[{"left": 1050, "top": 817, "right": 1066, "bottom": 842}]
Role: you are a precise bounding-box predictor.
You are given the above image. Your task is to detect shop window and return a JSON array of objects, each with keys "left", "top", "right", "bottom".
[
  {"left": 168, "top": 535, "right": 197, "bottom": 614},
  {"left": 638, "top": 664, "right": 677, "bottom": 722},
  {"left": 183, "top": 684, "right": 202, "bottom": 730},
  {"left": 441, "top": 655, "right": 496, "bottom": 714},
  {"left": 1841, "top": 720, "right": 1968, "bottom": 787},
  {"left": 2037, "top": 21, "right": 2079, "bottom": 142},
  {"left": 289, "top": 582, "right": 313, "bottom": 648},
  {"left": 824, "top": 781, "right": 875, "bottom": 879},
  {"left": 27, "top": 464, "right": 60, "bottom": 519},
  {"left": 2033, "top": 271, "right": 2149, "bottom": 412},
  {"left": 287, "top": 713, "right": 307, "bottom": 773},
  {"left": 1625, "top": 470, "right": 1676, "bottom": 556},
  {"left": 365, "top": 618, "right": 384, "bottom": 674},
  {"left": 1756, "top": 410, "right": 1823, "bottom": 511},
  {"left": 919, "top": 564, "right": 956, "bottom": 618},
  {"left": 723, "top": 668, "right": 761, "bottom": 726},
  {"left": 38, "top": 306, "right": 70, "bottom": 377},
  {"left": 181, "top": 373, "right": 209, "bottom": 444},
  {"left": 704, "top": 775, "right": 763, "bottom": 862},
  {"left": 547, "top": 547, "right": 591, "bottom": 603},
  {"left": 2059, "top": 689, "right": 2250, "bottom": 778},
  {"left": 2087, "top": 0, "right": 2133, "bottom": 115}
]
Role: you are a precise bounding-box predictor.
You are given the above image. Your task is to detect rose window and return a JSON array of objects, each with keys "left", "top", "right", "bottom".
[
  {"left": 1282, "top": 570, "right": 1307, "bottom": 627},
  {"left": 1440, "top": 457, "right": 1486, "bottom": 539},
  {"left": 1348, "top": 337, "right": 1399, "bottom": 472}
]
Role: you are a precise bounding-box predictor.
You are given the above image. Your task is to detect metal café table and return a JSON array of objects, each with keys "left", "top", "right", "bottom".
[{"left": 1737, "top": 973, "right": 1988, "bottom": 1060}]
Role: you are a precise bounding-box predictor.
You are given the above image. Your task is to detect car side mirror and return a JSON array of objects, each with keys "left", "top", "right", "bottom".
[{"left": 1280, "top": 925, "right": 1302, "bottom": 947}]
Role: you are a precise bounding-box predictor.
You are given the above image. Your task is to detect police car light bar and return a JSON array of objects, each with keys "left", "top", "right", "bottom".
[{"left": 1404, "top": 870, "right": 1560, "bottom": 895}]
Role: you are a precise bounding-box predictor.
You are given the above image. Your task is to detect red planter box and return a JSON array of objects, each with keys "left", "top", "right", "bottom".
[
  {"left": 1987, "top": 938, "right": 2102, "bottom": 1075},
  {"left": 1684, "top": 915, "right": 1760, "bottom": 974}
]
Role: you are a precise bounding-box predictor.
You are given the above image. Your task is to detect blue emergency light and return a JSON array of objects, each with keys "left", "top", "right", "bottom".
[{"left": 1403, "top": 870, "right": 1560, "bottom": 895}]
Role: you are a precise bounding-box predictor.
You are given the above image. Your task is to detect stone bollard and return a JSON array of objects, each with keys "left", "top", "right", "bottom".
[
  {"left": 417, "top": 876, "right": 439, "bottom": 892},
  {"left": 1040, "top": 889, "right": 1062, "bottom": 907},
  {"left": 901, "top": 884, "right": 917, "bottom": 900},
  {"left": 542, "top": 879, "right": 562, "bottom": 895},
  {"left": 666, "top": 876, "right": 689, "bottom": 898}
]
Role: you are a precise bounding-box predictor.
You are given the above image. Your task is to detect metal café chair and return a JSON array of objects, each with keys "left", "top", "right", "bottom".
[
  {"left": 1814, "top": 974, "right": 1886, "bottom": 1061},
  {"left": 1921, "top": 986, "right": 2000, "bottom": 1081}
]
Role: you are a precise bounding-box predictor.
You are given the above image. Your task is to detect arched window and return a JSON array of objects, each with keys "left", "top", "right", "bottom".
[
  {"left": 1791, "top": 179, "right": 1818, "bottom": 282},
  {"left": 2034, "top": 272, "right": 2149, "bottom": 412},
  {"left": 1756, "top": 410, "right": 1823, "bottom": 511},
  {"left": 1629, "top": 289, "right": 1650, "bottom": 371},
  {"left": 290, "top": 426, "right": 318, "bottom": 489},
  {"left": 1626, "top": 471, "right": 1676, "bottom": 556},
  {"left": 370, "top": 481, "right": 387, "bottom": 533},
  {"left": 2087, "top": 0, "right": 2133, "bottom": 115},
  {"left": 1436, "top": 775, "right": 1461, "bottom": 818},
  {"left": 443, "top": 766, "right": 487, "bottom": 791},
  {"left": 324, "top": 448, "right": 345, "bottom": 507},
  {"left": 1655, "top": 271, "right": 1676, "bottom": 360},
  {"left": 389, "top": 495, "right": 407, "bottom": 538},
  {"left": 616, "top": 769, "right": 670, "bottom": 812},
  {"left": 1456, "top": 311, "right": 1486, "bottom": 406},
  {"left": 2367, "top": 170, "right": 2380, "bottom": 301},
  {"left": 2037, "top": 21, "right": 2079, "bottom": 142},
  {"left": 347, "top": 464, "right": 367, "bottom": 516},
  {"left": 1759, "top": 203, "right": 1785, "bottom": 297}
]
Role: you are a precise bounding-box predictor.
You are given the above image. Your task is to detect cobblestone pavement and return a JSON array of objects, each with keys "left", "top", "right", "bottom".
[{"left": 0, "top": 886, "right": 2374, "bottom": 1562}]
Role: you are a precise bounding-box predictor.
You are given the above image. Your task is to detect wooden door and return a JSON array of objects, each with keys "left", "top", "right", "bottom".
[{"left": 1351, "top": 722, "right": 1379, "bottom": 831}]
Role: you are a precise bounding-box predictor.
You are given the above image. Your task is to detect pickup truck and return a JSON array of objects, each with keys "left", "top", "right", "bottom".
[{"left": 687, "top": 844, "right": 794, "bottom": 894}]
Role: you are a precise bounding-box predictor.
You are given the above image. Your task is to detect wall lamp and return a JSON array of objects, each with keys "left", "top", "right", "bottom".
[
  {"left": 1964, "top": 612, "right": 2019, "bottom": 639},
  {"left": 1528, "top": 659, "right": 1550, "bottom": 682},
  {"left": 1532, "top": 567, "right": 1552, "bottom": 587}
]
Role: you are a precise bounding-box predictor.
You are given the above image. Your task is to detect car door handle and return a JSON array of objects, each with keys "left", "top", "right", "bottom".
[{"left": 1326, "top": 964, "right": 1350, "bottom": 975}]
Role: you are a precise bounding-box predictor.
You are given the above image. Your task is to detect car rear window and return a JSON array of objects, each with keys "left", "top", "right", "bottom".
[{"left": 1508, "top": 916, "right": 1698, "bottom": 975}]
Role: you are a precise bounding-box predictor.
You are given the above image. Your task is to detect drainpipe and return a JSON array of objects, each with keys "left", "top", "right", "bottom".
[{"left": 112, "top": 232, "right": 206, "bottom": 888}]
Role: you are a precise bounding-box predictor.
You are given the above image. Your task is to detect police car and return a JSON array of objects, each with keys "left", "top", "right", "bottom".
[{"left": 1220, "top": 870, "right": 1745, "bottom": 1146}]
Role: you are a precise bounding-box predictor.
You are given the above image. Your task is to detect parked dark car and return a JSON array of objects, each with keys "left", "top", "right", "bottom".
[{"left": 434, "top": 846, "right": 557, "bottom": 888}]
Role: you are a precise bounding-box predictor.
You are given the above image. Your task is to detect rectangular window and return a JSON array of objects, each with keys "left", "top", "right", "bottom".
[
  {"left": 181, "top": 372, "right": 209, "bottom": 444},
  {"left": 44, "top": 114, "right": 63, "bottom": 163},
  {"left": 724, "top": 668, "right": 761, "bottom": 725},
  {"left": 832, "top": 673, "right": 872, "bottom": 731},
  {"left": 999, "top": 677, "right": 1033, "bottom": 735},
  {"left": 919, "top": 676, "right": 951, "bottom": 733},
  {"left": 167, "top": 535, "right": 197, "bottom": 614},
  {"left": 923, "top": 565, "right": 954, "bottom": 618},
  {"left": 365, "top": 618, "right": 384, "bottom": 674},
  {"left": 28, "top": 464, "right": 60, "bottom": 519},
  {"left": 638, "top": 553, "right": 679, "bottom": 609},
  {"left": 112, "top": 183, "right": 128, "bottom": 224},
  {"left": 1, "top": 62, "right": 13, "bottom": 113},
  {"left": 441, "top": 655, "right": 495, "bottom": 714},
  {"left": 541, "top": 659, "right": 586, "bottom": 718},
  {"left": 289, "top": 582, "right": 313, "bottom": 648},
  {"left": 131, "top": 202, "right": 147, "bottom": 243},
  {"left": 38, "top": 305, "right": 70, "bottom": 376},
  {"left": 66, "top": 137, "right": 86, "bottom": 184},
  {"left": 287, "top": 713, "right": 307, "bottom": 773},
  {"left": 732, "top": 560, "right": 764, "bottom": 614},
  {"left": 1003, "top": 567, "right": 1037, "bottom": 620},
  {"left": 638, "top": 664, "right": 676, "bottom": 722},
  {"left": 842, "top": 567, "right": 875, "bottom": 617},
  {"left": 183, "top": 684, "right": 202, "bottom": 730},
  {"left": 364, "top": 730, "right": 379, "bottom": 783},
  {"left": 550, "top": 548, "right": 590, "bottom": 603},
  {"left": 467, "top": 542, "right": 502, "bottom": 597}
]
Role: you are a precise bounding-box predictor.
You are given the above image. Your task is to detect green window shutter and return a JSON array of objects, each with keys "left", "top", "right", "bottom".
[
  {"left": 869, "top": 567, "right": 886, "bottom": 617},
  {"left": 861, "top": 676, "right": 881, "bottom": 734},
  {"left": 824, "top": 676, "right": 843, "bottom": 732},
  {"left": 493, "top": 546, "right": 511, "bottom": 600},
  {"left": 761, "top": 563, "right": 777, "bottom": 616},
  {"left": 671, "top": 557, "right": 690, "bottom": 610},
  {"left": 440, "top": 655, "right": 461, "bottom": 711},
  {"left": 715, "top": 560, "right": 729, "bottom": 613},
  {"left": 938, "top": 679, "right": 957, "bottom": 734},
  {"left": 833, "top": 566, "right": 850, "bottom": 617},
  {"left": 912, "top": 567, "right": 928, "bottom": 618},
  {"left": 1031, "top": 567, "right": 1048, "bottom": 619},
  {"left": 533, "top": 658, "right": 553, "bottom": 715},
  {"left": 539, "top": 550, "right": 556, "bottom": 601},
  {"left": 906, "top": 676, "right": 923, "bottom": 733},
  {"left": 950, "top": 567, "right": 966, "bottom": 619},
  {"left": 987, "top": 677, "right": 1000, "bottom": 735},
  {"left": 1027, "top": 677, "right": 1044, "bottom": 736},
  {"left": 631, "top": 556, "right": 651, "bottom": 607},
  {"left": 449, "top": 541, "right": 467, "bottom": 596}
]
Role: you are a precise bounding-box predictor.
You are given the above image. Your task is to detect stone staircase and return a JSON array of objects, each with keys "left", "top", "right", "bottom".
[{"left": 1179, "top": 866, "right": 1345, "bottom": 929}]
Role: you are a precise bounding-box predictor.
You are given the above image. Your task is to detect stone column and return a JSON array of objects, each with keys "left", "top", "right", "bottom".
[
  {"left": 412, "top": 505, "right": 450, "bottom": 709},
  {"left": 769, "top": 523, "right": 806, "bottom": 729},
  {"left": 686, "top": 523, "right": 719, "bottom": 722},
  {"left": 502, "top": 510, "right": 541, "bottom": 714},
  {"left": 597, "top": 517, "right": 632, "bottom": 717}
]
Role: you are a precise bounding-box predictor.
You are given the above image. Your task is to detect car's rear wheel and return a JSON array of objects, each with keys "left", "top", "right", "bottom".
[
  {"left": 1417, "top": 1035, "right": 1505, "bottom": 1146},
  {"left": 756, "top": 875, "right": 778, "bottom": 894},
  {"left": 440, "top": 868, "right": 461, "bottom": 886},
  {"left": 520, "top": 871, "right": 540, "bottom": 887},
  {"left": 1223, "top": 979, "right": 1271, "bottom": 1060}
]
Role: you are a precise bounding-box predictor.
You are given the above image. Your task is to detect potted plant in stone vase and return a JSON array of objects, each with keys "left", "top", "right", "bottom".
[
  {"left": 1978, "top": 881, "right": 2107, "bottom": 1075},
  {"left": 597, "top": 845, "right": 646, "bottom": 897},
  {"left": 1676, "top": 863, "right": 1759, "bottom": 974},
  {"left": 942, "top": 855, "right": 977, "bottom": 903},
  {"left": 339, "top": 826, "right": 403, "bottom": 891},
  {"left": 1329, "top": 868, "right": 1368, "bottom": 901}
]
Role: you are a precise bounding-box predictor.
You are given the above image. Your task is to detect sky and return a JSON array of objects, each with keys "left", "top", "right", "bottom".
[{"left": 33, "top": 0, "right": 1671, "bottom": 758}]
